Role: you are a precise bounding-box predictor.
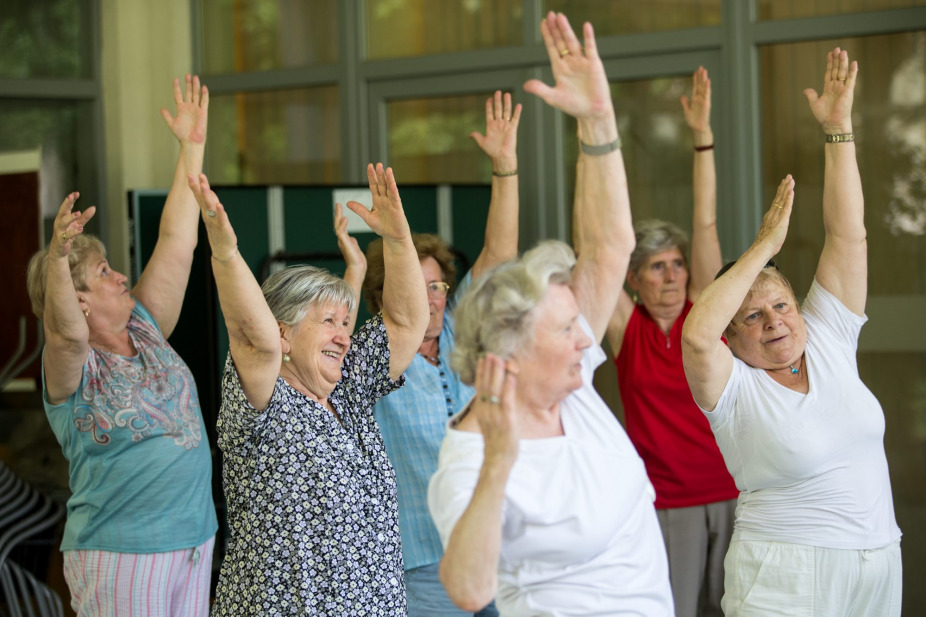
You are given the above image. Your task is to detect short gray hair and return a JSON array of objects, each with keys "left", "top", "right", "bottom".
[
  {"left": 261, "top": 265, "right": 356, "bottom": 329},
  {"left": 629, "top": 219, "right": 689, "bottom": 276},
  {"left": 451, "top": 240, "right": 575, "bottom": 385}
]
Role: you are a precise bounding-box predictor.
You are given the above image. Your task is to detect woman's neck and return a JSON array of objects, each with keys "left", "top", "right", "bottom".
[{"left": 418, "top": 336, "right": 440, "bottom": 363}]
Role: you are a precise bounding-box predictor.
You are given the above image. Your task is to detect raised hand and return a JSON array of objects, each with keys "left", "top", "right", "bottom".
[
  {"left": 188, "top": 173, "right": 239, "bottom": 262},
  {"left": 681, "top": 66, "right": 712, "bottom": 134},
  {"left": 51, "top": 192, "right": 96, "bottom": 259},
  {"left": 470, "top": 91, "right": 522, "bottom": 169},
  {"left": 160, "top": 74, "right": 209, "bottom": 146},
  {"left": 334, "top": 202, "right": 366, "bottom": 273},
  {"left": 523, "top": 12, "right": 613, "bottom": 122},
  {"left": 473, "top": 354, "right": 520, "bottom": 468},
  {"left": 346, "top": 163, "right": 411, "bottom": 243},
  {"left": 753, "top": 175, "right": 795, "bottom": 257},
  {"left": 803, "top": 47, "right": 857, "bottom": 134}
]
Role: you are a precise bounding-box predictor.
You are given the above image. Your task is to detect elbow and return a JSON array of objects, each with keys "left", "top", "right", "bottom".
[
  {"left": 439, "top": 560, "right": 495, "bottom": 613},
  {"left": 681, "top": 320, "right": 717, "bottom": 359}
]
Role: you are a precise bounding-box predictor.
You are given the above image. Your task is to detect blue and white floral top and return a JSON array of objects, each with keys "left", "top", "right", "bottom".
[{"left": 213, "top": 314, "right": 407, "bottom": 616}]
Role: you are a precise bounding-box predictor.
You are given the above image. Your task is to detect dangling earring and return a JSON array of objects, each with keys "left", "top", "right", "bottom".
[{"left": 282, "top": 352, "right": 291, "bottom": 363}]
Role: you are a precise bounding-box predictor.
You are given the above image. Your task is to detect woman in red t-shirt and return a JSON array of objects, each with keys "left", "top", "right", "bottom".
[{"left": 605, "top": 66, "right": 737, "bottom": 617}]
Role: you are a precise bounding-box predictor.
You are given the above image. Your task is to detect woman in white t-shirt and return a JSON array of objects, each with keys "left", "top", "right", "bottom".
[
  {"left": 427, "top": 12, "right": 674, "bottom": 617},
  {"left": 681, "top": 48, "right": 902, "bottom": 617}
]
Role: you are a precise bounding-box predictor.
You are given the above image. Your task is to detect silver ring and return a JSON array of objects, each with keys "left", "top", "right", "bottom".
[
  {"left": 489, "top": 395, "right": 501, "bottom": 405},
  {"left": 206, "top": 210, "right": 217, "bottom": 218}
]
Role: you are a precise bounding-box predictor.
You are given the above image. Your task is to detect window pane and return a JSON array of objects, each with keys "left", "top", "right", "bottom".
[
  {"left": 563, "top": 76, "right": 697, "bottom": 228},
  {"left": 366, "top": 0, "right": 523, "bottom": 60},
  {"left": 0, "top": 0, "right": 88, "bottom": 78},
  {"left": 758, "top": 0, "right": 926, "bottom": 20},
  {"left": 760, "top": 32, "right": 926, "bottom": 609},
  {"left": 0, "top": 100, "right": 90, "bottom": 218},
  {"left": 207, "top": 87, "right": 341, "bottom": 184},
  {"left": 201, "top": 0, "right": 338, "bottom": 73},
  {"left": 545, "top": 0, "right": 720, "bottom": 36},
  {"left": 387, "top": 93, "right": 495, "bottom": 183}
]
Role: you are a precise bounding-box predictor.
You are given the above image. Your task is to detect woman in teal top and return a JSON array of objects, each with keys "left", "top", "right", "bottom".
[{"left": 25, "top": 76, "right": 217, "bottom": 617}]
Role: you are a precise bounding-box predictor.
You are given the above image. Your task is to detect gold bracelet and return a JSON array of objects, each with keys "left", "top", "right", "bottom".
[
  {"left": 212, "top": 246, "right": 238, "bottom": 263},
  {"left": 825, "top": 133, "right": 854, "bottom": 143},
  {"left": 492, "top": 169, "right": 518, "bottom": 177}
]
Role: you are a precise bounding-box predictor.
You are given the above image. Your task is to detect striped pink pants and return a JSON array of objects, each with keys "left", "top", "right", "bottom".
[{"left": 62, "top": 536, "right": 214, "bottom": 617}]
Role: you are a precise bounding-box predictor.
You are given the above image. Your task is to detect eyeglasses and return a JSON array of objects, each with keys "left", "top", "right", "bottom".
[{"left": 427, "top": 282, "right": 451, "bottom": 297}]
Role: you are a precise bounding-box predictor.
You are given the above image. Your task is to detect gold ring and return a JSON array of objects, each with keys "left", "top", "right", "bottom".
[
  {"left": 560, "top": 48, "right": 570, "bottom": 57},
  {"left": 61, "top": 232, "right": 68, "bottom": 240},
  {"left": 480, "top": 394, "right": 488, "bottom": 403},
  {"left": 837, "top": 78, "right": 846, "bottom": 82},
  {"left": 773, "top": 203, "right": 783, "bottom": 209}
]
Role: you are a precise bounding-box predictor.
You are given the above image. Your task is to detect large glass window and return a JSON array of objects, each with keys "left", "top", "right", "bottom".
[
  {"left": 563, "top": 76, "right": 699, "bottom": 228},
  {"left": 201, "top": 0, "right": 338, "bottom": 73},
  {"left": 387, "top": 93, "right": 496, "bottom": 183},
  {"left": 760, "top": 32, "right": 926, "bottom": 609},
  {"left": 0, "top": 0, "right": 89, "bottom": 79},
  {"left": 207, "top": 86, "right": 341, "bottom": 184},
  {"left": 758, "top": 0, "right": 926, "bottom": 20},
  {"left": 365, "top": 0, "right": 523, "bottom": 59},
  {"left": 545, "top": 0, "right": 721, "bottom": 36}
]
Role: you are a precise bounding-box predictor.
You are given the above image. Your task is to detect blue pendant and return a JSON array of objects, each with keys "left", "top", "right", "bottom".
[{"left": 790, "top": 365, "right": 799, "bottom": 374}]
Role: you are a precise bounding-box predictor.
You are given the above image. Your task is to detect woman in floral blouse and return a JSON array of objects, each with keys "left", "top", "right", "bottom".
[{"left": 189, "top": 164, "right": 428, "bottom": 615}]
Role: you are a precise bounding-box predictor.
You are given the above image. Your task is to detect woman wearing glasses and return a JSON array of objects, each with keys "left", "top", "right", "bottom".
[{"left": 356, "top": 91, "right": 521, "bottom": 616}]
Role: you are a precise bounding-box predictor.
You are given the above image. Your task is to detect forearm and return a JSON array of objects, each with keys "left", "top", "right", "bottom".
[
  {"left": 211, "top": 252, "right": 279, "bottom": 353},
  {"left": 689, "top": 128, "right": 722, "bottom": 294},
  {"left": 380, "top": 236, "right": 428, "bottom": 332},
  {"left": 440, "top": 461, "right": 512, "bottom": 612},
  {"left": 158, "top": 142, "right": 205, "bottom": 250},
  {"left": 822, "top": 141, "right": 864, "bottom": 241},
  {"left": 43, "top": 256, "right": 89, "bottom": 345},
  {"left": 474, "top": 154, "right": 519, "bottom": 278},
  {"left": 343, "top": 264, "right": 365, "bottom": 332},
  {"left": 684, "top": 243, "right": 771, "bottom": 351}
]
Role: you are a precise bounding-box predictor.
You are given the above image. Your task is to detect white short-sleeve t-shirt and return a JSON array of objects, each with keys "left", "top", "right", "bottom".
[
  {"left": 704, "top": 280, "right": 901, "bottom": 550},
  {"left": 429, "top": 316, "right": 674, "bottom": 617}
]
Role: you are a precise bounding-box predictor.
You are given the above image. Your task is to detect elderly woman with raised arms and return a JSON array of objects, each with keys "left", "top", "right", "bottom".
[
  {"left": 427, "top": 13, "right": 674, "bottom": 616},
  {"left": 190, "top": 164, "right": 428, "bottom": 615},
  {"left": 25, "top": 76, "right": 217, "bottom": 616},
  {"left": 606, "top": 66, "right": 736, "bottom": 617},
  {"left": 681, "top": 48, "right": 901, "bottom": 616}
]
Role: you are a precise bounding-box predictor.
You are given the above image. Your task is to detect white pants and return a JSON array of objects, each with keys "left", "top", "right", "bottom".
[{"left": 722, "top": 539, "right": 902, "bottom": 617}]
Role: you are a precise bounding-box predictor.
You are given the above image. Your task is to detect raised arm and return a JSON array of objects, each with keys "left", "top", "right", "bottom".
[
  {"left": 334, "top": 201, "right": 367, "bottom": 333},
  {"left": 42, "top": 194, "right": 96, "bottom": 404},
  {"left": 190, "top": 174, "right": 281, "bottom": 411},
  {"left": 346, "top": 164, "right": 428, "bottom": 380},
  {"left": 469, "top": 91, "right": 522, "bottom": 279},
  {"left": 804, "top": 48, "right": 866, "bottom": 315},
  {"left": 682, "top": 66, "right": 722, "bottom": 300},
  {"left": 525, "top": 12, "right": 633, "bottom": 342},
  {"left": 132, "top": 75, "right": 209, "bottom": 336},
  {"left": 438, "top": 354, "right": 519, "bottom": 611},
  {"left": 682, "top": 176, "right": 795, "bottom": 410}
]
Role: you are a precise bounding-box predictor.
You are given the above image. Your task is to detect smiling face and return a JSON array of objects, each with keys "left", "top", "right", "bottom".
[
  {"left": 421, "top": 256, "right": 448, "bottom": 343},
  {"left": 510, "top": 284, "right": 592, "bottom": 408},
  {"left": 726, "top": 274, "right": 807, "bottom": 370},
  {"left": 628, "top": 247, "right": 689, "bottom": 315},
  {"left": 281, "top": 301, "right": 352, "bottom": 397},
  {"left": 76, "top": 256, "right": 136, "bottom": 329}
]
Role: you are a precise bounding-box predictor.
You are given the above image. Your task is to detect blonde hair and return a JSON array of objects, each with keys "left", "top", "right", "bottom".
[
  {"left": 26, "top": 234, "right": 107, "bottom": 319},
  {"left": 451, "top": 240, "right": 575, "bottom": 384}
]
